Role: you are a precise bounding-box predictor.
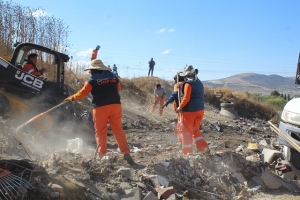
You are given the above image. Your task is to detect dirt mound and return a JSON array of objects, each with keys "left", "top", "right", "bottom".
[{"left": 0, "top": 77, "right": 293, "bottom": 199}]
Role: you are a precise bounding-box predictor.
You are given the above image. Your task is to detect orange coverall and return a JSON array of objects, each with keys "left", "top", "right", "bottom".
[
  {"left": 90, "top": 49, "right": 98, "bottom": 61},
  {"left": 71, "top": 81, "right": 130, "bottom": 158},
  {"left": 22, "top": 63, "right": 42, "bottom": 76},
  {"left": 150, "top": 87, "right": 166, "bottom": 115},
  {"left": 179, "top": 83, "right": 208, "bottom": 154}
]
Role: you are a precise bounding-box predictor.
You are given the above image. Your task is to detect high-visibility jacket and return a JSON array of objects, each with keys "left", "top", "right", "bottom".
[{"left": 22, "top": 61, "right": 42, "bottom": 76}]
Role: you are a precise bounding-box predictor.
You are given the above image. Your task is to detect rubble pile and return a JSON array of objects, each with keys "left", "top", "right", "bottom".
[{"left": 1, "top": 101, "right": 300, "bottom": 199}]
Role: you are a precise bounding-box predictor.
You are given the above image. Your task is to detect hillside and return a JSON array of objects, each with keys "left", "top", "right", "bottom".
[
  {"left": 203, "top": 73, "right": 298, "bottom": 95},
  {"left": 0, "top": 76, "right": 297, "bottom": 200}
]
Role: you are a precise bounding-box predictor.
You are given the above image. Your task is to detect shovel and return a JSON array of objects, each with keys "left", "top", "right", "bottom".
[{"left": 16, "top": 101, "right": 68, "bottom": 134}]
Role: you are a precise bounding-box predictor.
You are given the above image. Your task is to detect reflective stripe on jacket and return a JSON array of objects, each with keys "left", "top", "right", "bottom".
[{"left": 22, "top": 61, "right": 41, "bottom": 76}]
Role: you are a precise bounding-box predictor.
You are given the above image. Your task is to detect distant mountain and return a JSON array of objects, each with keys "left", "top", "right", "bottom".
[{"left": 203, "top": 73, "right": 299, "bottom": 95}]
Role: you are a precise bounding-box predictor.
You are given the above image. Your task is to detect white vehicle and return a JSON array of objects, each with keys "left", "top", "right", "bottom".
[{"left": 279, "top": 54, "right": 300, "bottom": 169}]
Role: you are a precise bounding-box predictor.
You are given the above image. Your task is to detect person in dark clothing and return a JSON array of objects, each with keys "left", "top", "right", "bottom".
[{"left": 148, "top": 58, "right": 155, "bottom": 76}]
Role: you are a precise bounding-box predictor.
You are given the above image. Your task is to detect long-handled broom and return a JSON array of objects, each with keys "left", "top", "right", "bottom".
[{"left": 16, "top": 101, "right": 68, "bottom": 134}]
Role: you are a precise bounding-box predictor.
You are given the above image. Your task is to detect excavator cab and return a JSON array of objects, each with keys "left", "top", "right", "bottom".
[{"left": 0, "top": 42, "right": 77, "bottom": 133}]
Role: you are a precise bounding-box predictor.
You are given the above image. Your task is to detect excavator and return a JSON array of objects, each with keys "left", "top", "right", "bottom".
[{"left": 0, "top": 42, "right": 94, "bottom": 133}]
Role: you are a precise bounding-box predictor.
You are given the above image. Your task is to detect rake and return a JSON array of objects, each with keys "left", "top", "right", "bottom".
[{"left": 0, "top": 168, "right": 33, "bottom": 200}]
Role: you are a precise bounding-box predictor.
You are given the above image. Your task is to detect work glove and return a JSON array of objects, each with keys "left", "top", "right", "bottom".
[
  {"left": 177, "top": 107, "right": 182, "bottom": 112},
  {"left": 64, "top": 96, "right": 74, "bottom": 102},
  {"left": 161, "top": 102, "right": 169, "bottom": 109}
]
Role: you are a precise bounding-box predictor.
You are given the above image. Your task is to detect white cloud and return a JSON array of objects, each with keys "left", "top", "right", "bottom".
[
  {"left": 156, "top": 28, "right": 165, "bottom": 34},
  {"left": 31, "top": 9, "right": 47, "bottom": 17},
  {"left": 76, "top": 48, "right": 93, "bottom": 57},
  {"left": 68, "top": 60, "right": 90, "bottom": 72},
  {"left": 169, "top": 28, "right": 174, "bottom": 33},
  {"left": 162, "top": 49, "right": 172, "bottom": 55},
  {"left": 74, "top": 60, "right": 90, "bottom": 65}
]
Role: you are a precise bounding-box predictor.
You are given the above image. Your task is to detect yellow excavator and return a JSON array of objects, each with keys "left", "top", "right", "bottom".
[{"left": 0, "top": 42, "right": 92, "bottom": 133}]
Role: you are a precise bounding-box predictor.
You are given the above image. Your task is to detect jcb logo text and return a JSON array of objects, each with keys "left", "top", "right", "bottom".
[{"left": 15, "top": 72, "right": 44, "bottom": 89}]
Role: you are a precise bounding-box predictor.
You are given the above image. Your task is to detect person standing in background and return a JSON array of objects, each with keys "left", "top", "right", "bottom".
[
  {"left": 148, "top": 58, "right": 155, "bottom": 76},
  {"left": 112, "top": 64, "right": 118, "bottom": 76}
]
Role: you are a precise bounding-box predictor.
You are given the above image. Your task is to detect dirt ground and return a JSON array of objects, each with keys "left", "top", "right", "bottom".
[{"left": 1, "top": 93, "right": 300, "bottom": 200}]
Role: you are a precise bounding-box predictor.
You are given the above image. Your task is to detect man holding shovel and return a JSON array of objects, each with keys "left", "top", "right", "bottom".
[{"left": 64, "top": 59, "right": 134, "bottom": 163}]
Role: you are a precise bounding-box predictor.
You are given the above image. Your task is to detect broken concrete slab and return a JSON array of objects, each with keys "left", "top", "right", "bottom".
[
  {"left": 120, "top": 187, "right": 142, "bottom": 200},
  {"left": 109, "top": 192, "right": 120, "bottom": 200},
  {"left": 117, "top": 167, "right": 138, "bottom": 181},
  {"left": 275, "top": 176, "right": 300, "bottom": 192},
  {"left": 251, "top": 175, "right": 263, "bottom": 185},
  {"left": 261, "top": 168, "right": 282, "bottom": 189},
  {"left": 120, "top": 182, "right": 132, "bottom": 190},
  {"left": 261, "top": 148, "right": 284, "bottom": 164},
  {"left": 281, "top": 171, "right": 296, "bottom": 182},
  {"left": 234, "top": 172, "right": 246, "bottom": 184},
  {"left": 147, "top": 175, "right": 169, "bottom": 187},
  {"left": 63, "top": 175, "right": 105, "bottom": 197}
]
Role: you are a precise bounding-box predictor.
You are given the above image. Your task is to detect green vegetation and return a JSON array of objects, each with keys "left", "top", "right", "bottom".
[{"left": 246, "top": 90, "right": 288, "bottom": 111}]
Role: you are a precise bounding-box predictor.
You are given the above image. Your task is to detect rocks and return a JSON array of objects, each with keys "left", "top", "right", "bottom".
[
  {"left": 117, "top": 167, "right": 139, "bottom": 181},
  {"left": 49, "top": 183, "right": 63, "bottom": 193},
  {"left": 0, "top": 96, "right": 292, "bottom": 200}
]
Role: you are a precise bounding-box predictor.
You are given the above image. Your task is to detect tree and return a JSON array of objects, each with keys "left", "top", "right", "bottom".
[
  {"left": 0, "top": 0, "right": 70, "bottom": 56},
  {"left": 270, "top": 90, "right": 280, "bottom": 97}
]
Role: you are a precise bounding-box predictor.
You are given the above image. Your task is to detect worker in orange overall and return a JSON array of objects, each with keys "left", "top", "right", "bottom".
[
  {"left": 90, "top": 45, "right": 100, "bottom": 61},
  {"left": 22, "top": 53, "right": 46, "bottom": 76},
  {"left": 177, "top": 65, "right": 209, "bottom": 154},
  {"left": 150, "top": 84, "right": 166, "bottom": 116},
  {"left": 64, "top": 59, "right": 134, "bottom": 163}
]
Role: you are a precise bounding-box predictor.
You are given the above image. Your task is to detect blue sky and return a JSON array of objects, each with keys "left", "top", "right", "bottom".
[{"left": 11, "top": 0, "right": 300, "bottom": 81}]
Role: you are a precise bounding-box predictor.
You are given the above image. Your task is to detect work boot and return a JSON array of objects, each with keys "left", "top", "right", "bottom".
[{"left": 123, "top": 154, "right": 134, "bottom": 164}]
